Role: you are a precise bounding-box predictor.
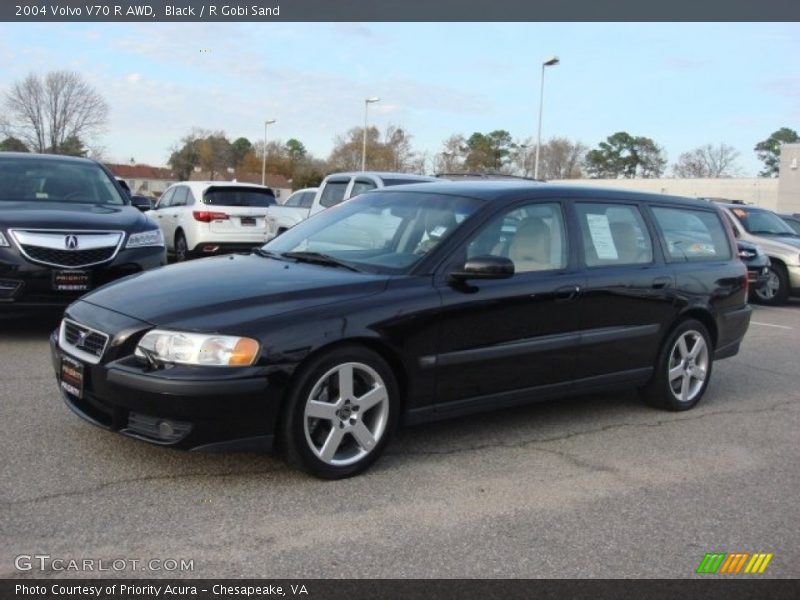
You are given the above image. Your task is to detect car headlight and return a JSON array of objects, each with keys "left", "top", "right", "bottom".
[
  {"left": 126, "top": 229, "right": 164, "bottom": 248},
  {"left": 0, "top": 231, "right": 9, "bottom": 247},
  {"left": 135, "top": 330, "right": 260, "bottom": 367},
  {"left": 738, "top": 249, "right": 756, "bottom": 259}
]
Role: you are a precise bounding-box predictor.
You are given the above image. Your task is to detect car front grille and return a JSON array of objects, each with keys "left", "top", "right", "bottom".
[
  {"left": 9, "top": 229, "right": 123, "bottom": 269},
  {"left": 22, "top": 245, "right": 117, "bottom": 268},
  {"left": 59, "top": 319, "right": 109, "bottom": 364}
]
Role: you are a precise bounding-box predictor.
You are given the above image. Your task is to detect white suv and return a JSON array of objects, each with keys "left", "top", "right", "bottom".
[{"left": 150, "top": 181, "right": 277, "bottom": 261}]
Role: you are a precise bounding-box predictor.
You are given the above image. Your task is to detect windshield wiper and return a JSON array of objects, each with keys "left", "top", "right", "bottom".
[
  {"left": 252, "top": 248, "right": 283, "bottom": 259},
  {"left": 281, "top": 251, "right": 360, "bottom": 272}
]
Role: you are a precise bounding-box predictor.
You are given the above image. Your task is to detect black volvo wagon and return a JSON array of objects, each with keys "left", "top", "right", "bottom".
[
  {"left": 0, "top": 153, "right": 165, "bottom": 309},
  {"left": 51, "top": 182, "right": 751, "bottom": 478}
]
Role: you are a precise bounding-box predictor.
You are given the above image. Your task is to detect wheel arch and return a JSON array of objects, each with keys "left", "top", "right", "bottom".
[{"left": 671, "top": 308, "right": 718, "bottom": 349}]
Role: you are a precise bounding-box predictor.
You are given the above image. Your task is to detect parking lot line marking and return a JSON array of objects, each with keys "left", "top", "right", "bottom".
[{"left": 750, "top": 321, "right": 793, "bottom": 330}]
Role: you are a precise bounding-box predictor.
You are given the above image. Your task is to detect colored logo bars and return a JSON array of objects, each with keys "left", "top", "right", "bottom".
[{"left": 696, "top": 552, "right": 773, "bottom": 574}]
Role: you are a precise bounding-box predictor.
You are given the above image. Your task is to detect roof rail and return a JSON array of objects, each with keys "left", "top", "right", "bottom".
[{"left": 435, "top": 172, "right": 545, "bottom": 182}]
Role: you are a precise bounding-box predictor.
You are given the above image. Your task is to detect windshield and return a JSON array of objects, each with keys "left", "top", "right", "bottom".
[
  {"left": 0, "top": 157, "right": 126, "bottom": 205},
  {"left": 731, "top": 207, "right": 796, "bottom": 235},
  {"left": 263, "top": 191, "right": 482, "bottom": 274},
  {"left": 204, "top": 186, "right": 276, "bottom": 207}
]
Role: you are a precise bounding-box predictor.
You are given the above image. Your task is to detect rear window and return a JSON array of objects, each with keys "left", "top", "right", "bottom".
[
  {"left": 651, "top": 207, "right": 732, "bottom": 261},
  {"left": 319, "top": 180, "right": 350, "bottom": 208},
  {"left": 0, "top": 157, "right": 125, "bottom": 205},
  {"left": 203, "top": 186, "right": 276, "bottom": 207}
]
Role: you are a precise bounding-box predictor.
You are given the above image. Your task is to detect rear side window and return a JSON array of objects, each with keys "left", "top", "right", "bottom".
[
  {"left": 350, "top": 178, "right": 378, "bottom": 197},
  {"left": 204, "top": 187, "right": 276, "bottom": 207},
  {"left": 576, "top": 203, "right": 653, "bottom": 267},
  {"left": 651, "top": 207, "right": 732, "bottom": 261},
  {"left": 319, "top": 180, "right": 350, "bottom": 208}
]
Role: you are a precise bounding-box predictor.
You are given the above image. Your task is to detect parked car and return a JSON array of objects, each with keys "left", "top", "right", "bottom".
[
  {"left": 265, "top": 172, "right": 438, "bottom": 239},
  {"left": 52, "top": 183, "right": 750, "bottom": 478},
  {"left": 736, "top": 240, "right": 770, "bottom": 299},
  {"left": 715, "top": 202, "right": 800, "bottom": 305},
  {"left": 149, "top": 181, "right": 277, "bottom": 261},
  {"left": 0, "top": 153, "right": 165, "bottom": 309},
  {"left": 779, "top": 213, "right": 800, "bottom": 235}
]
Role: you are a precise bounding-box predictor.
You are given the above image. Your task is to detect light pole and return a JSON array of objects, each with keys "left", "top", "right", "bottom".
[
  {"left": 261, "top": 118, "right": 276, "bottom": 186},
  {"left": 362, "top": 97, "right": 380, "bottom": 171},
  {"left": 534, "top": 56, "right": 559, "bottom": 180}
]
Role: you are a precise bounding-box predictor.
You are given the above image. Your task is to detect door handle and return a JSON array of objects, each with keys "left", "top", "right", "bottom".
[
  {"left": 555, "top": 285, "right": 581, "bottom": 302},
  {"left": 652, "top": 276, "right": 671, "bottom": 289}
]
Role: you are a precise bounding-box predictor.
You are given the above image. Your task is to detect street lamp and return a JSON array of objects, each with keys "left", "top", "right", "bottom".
[
  {"left": 362, "top": 97, "right": 380, "bottom": 171},
  {"left": 534, "top": 56, "right": 559, "bottom": 180},
  {"left": 262, "top": 118, "right": 276, "bottom": 186}
]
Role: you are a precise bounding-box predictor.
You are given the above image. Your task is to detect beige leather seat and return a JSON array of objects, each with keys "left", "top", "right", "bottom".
[{"left": 508, "top": 217, "right": 552, "bottom": 272}]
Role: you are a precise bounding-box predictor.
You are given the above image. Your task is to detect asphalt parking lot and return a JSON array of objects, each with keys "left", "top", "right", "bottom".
[{"left": 1, "top": 303, "right": 798, "bottom": 579}]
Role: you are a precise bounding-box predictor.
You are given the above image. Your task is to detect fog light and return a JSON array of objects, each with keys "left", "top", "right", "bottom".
[
  {"left": 158, "top": 420, "right": 174, "bottom": 438},
  {"left": 125, "top": 413, "right": 192, "bottom": 443},
  {"left": 202, "top": 245, "right": 219, "bottom": 253}
]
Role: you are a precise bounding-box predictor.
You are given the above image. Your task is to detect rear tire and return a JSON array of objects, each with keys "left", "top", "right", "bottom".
[
  {"left": 753, "top": 263, "right": 789, "bottom": 306},
  {"left": 279, "top": 345, "right": 400, "bottom": 479},
  {"left": 174, "top": 231, "right": 189, "bottom": 262},
  {"left": 641, "top": 319, "right": 713, "bottom": 411}
]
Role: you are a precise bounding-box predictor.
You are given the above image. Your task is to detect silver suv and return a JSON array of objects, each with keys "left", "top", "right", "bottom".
[{"left": 717, "top": 202, "right": 800, "bottom": 305}]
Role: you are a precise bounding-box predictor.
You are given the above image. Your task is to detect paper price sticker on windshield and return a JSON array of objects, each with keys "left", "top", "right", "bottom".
[{"left": 586, "top": 213, "right": 618, "bottom": 259}]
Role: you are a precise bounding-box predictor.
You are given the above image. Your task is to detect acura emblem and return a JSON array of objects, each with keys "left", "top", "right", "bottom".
[{"left": 64, "top": 235, "right": 79, "bottom": 250}]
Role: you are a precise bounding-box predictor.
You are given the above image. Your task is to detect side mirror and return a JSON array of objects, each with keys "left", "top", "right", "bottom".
[
  {"left": 449, "top": 255, "right": 514, "bottom": 282},
  {"left": 131, "top": 197, "right": 153, "bottom": 212}
]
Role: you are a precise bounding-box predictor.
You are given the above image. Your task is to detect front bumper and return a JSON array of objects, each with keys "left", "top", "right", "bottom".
[
  {"left": 50, "top": 328, "right": 289, "bottom": 452},
  {"left": 0, "top": 245, "right": 165, "bottom": 308}
]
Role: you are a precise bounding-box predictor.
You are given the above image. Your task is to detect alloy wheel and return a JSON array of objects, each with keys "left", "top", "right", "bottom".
[
  {"left": 303, "top": 362, "right": 390, "bottom": 467},
  {"left": 667, "top": 330, "right": 709, "bottom": 403},
  {"left": 755, "top": 270, "right": 780, "bottom": 301}
]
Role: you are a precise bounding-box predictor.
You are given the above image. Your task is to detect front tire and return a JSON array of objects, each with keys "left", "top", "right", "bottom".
[
  {"left": 641, "top": 319, "right": 713, "bottom": 411},
  {"left": 753, "top": 263, "right": 789, "bottom": 306},
  {"left": 280, "top": 345, "right": 399, "bottom": 479}
]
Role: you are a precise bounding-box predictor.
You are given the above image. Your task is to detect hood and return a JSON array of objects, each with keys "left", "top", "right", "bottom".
[
  {"left": 80, "top": 253, "right": 389, "bottom": 331},
  {"left": 0, "top": 201, "right": 149, "bottom": 231}
]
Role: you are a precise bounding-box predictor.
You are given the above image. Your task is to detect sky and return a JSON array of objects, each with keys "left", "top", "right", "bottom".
[{"left": 0, "top": 22, "right": 798, "bottom": 176}]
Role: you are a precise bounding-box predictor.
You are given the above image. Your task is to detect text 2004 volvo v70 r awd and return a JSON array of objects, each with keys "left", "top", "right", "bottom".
[{"left": 51, "top": 182, "right": 751, "bottom": 478}]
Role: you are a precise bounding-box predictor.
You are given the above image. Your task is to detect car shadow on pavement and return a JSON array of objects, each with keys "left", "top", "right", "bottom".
[{"left": 0, "top": 310, "right": 63, "bottom": 337}]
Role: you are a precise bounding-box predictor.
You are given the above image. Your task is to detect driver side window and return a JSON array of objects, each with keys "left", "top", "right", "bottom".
[{"left": 466, "top": 202, "right": 567, "bottom": 273}]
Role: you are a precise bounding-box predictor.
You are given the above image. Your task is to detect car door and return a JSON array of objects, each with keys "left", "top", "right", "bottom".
[
  {"left": 153, "top": 187, "right": 176, "bottom": 250},
  {"left": 161, "top": 185, "right": 188, "bottom": 246},
  {"left": 432, "top": 200, "right": 584, "bottom": 412},
  {"left": 571, "top": 200, "right": 676, "bottom": 384}
]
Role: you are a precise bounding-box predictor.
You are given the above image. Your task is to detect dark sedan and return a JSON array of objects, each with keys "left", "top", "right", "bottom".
[
  {"left": 0, "top": 153, "right": 166, "bottom": 309},
  {"left": 52, "top": 183, "right": 750, "bottom": 478}
]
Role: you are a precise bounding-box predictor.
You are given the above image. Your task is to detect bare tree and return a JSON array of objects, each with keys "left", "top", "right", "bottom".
[
  {"left": 3, "top": 71, "right": 109, "bottom": 154},
  {"left": 328, "top": 125, "right": 421, "bottom": 172},
  {"left": 673, "top": 143, "right": 741, "bottom": 178},
  {"left": 434, "top": 134, "right": 467, "bottom": 173}
]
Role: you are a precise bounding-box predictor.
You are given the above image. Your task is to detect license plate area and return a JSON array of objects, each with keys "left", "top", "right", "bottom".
[
  {"left": 240, "top": 217, "right": 257, "bottom": 226},
  {"left": 53, "top": 270, "right": 91, "bottom": 291},
  {"left": 60, "top": 355, "right": 84, "bottom": 399}
]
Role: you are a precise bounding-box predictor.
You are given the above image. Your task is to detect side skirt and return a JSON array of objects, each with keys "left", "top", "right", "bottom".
[{"left": 403, "top": 367, "right": 653, "bottom": 426}]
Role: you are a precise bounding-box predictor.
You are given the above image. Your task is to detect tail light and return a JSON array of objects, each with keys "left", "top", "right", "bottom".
[{"left": 192, "top": 211, "right": 229, "bottom": 223}]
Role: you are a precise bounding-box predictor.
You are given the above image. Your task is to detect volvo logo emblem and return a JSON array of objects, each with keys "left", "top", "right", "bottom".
[
  {"left": 75, "top": 330, "right": 90, "bottom": 348},
  {"left": 64, "top": 235, "right": 79, "bottom": 250}
]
